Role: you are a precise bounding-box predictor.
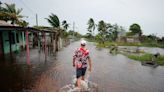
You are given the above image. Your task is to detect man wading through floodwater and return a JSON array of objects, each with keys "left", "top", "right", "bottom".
[{"left": 73, "top": 40, "right": 92, "bottom": 89}]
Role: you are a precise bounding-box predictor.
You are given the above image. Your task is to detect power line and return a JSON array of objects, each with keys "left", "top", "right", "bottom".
[
  {"left": 19, "top": 0, "right": 35, "bottom": 14},
  {"left": 19, "top": 0, "right": 39, "bottom": 26}
]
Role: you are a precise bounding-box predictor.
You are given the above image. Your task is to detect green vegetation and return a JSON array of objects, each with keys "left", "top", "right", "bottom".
[
  {"left": 87, "top": 18, "right": 96, "bottom": 38},
  {"left": 95, "top": 41, "right": 164, "bottom": 48},
  {"left": 0, "top": 3, "right": 28, "bottom": 26},
  {"left": 85, "top": 18, "right": 164, "bottom": 48},
  {"left": 96, "top": 42, "right": 141, "bottom": 48},
  {"left": 129, "top": 23, "right": 142, "bottom": 37},
  {"left": 126, "top": 53, "right": 152, "bottom": 62},
  {"left": 123, "top": 53, "right": 164, "bottom": 65},
  {"left": 45, "top": 13, "right": 62, "bottom": 51}
]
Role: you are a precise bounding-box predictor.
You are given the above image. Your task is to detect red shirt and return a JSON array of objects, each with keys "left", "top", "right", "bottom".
[{"left": 73, "top": 47, "right": 90, "bottom": 68}]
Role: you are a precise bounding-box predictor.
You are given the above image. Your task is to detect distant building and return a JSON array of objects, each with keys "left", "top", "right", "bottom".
[{"left": 117, "top": 33, "right": 140, "bottom": 43}]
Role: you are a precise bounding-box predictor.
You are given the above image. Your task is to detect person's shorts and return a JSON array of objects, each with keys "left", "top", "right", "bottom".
[{"left": 76, "top": 67, "right": 87, "bottom": 79}]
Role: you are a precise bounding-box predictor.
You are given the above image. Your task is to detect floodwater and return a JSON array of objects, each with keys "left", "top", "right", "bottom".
[
  {"left": 0, "top": 41, "right": 164, "bottom": 92},
  {"left": 119, "top": 46, "right": 164, "bottom": 55}
]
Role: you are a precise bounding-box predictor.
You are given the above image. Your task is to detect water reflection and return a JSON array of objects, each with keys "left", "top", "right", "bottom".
[{"left": 0, "top": 49, "right": 57, "bottom": 92}]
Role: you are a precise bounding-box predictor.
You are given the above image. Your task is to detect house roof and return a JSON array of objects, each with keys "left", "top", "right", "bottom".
[
  {"left": 0, "top": 25, "right": 56, "bottom": 33},
  {"left": 0, "top": 20, "right": 13, "bottom": 26}
]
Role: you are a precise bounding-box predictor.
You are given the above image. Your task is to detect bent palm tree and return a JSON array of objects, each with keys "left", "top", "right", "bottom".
[
  {"left": 62, "top": 20, "right": 69, "bottom": 31},
  {"left": 97, "top": 20, "right": 107, "bottom": 44},
  {"left": 87, "top": 18, "right": 95, "bottom": 37},
  {"left": 61, "top": 20, "right": 70, "bottom": 46},
  {"left": 45, "top": 13, "right": 61, "bottom": 51}
]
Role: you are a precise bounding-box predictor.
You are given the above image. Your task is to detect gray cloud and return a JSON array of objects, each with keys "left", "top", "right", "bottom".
[{"left": 1, "top": 0, "right": 164, "bottom": 36}]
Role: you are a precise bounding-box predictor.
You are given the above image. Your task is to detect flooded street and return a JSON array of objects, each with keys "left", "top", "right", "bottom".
[{"left": 1, "top": 41, "right": 164, "bottom": 92}]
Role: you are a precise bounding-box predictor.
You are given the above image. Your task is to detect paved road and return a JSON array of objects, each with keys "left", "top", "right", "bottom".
[{"left": 29, "top": 41, "right": 164, "bottom": 92}]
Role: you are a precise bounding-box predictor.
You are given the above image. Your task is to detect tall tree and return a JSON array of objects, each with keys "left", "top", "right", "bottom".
[
  {"left": 129, "top": 23, "right": 142, "bottom": 36},
  {"left": 112, "top": 24, "right": 119, "bottom": 41},
  {"left": 62, "top": 20, "right": 69, "bottom": 31},
  {"left": 45, "top": 13, "right": 60, "bottom": 28},
  {"left": 45, "top": 13, "right": 61, "bottom": 51},
  {"left": 87, "top": 18, "right": 96, "bottom": 37},
  {"left": 97, "top": 20, "right": 107, "bottom": 44},
  {"left": 61, "top": 20, "right": 69, "bottom": 45}
]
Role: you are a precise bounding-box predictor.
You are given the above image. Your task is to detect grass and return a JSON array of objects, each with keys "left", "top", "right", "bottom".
[
  {"left": 124, "top": 53, "right": 164, "bottom": 65},
  {"left": 96, "top": 41, "right": 142, "bottom": 48},
  {"left": 141, "top": 43, "right": 164, "bottom": 48}
]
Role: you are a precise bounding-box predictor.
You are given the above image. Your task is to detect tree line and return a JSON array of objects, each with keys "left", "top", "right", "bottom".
[{"left": 86, "top": 18, "right": 164, "bottom": 45}]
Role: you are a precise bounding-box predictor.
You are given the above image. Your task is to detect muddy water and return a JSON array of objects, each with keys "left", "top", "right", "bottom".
[
  {"left": 119, "top": 46, "right": 164, "bottom": 55},
  {"left": 0, "top": 41, "right": 164, "bottom": 92}
]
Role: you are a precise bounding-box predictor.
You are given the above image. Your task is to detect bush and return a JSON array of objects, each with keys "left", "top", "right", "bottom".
[{"left": 126, "top": 53, "right": 164, "bottom": 65}]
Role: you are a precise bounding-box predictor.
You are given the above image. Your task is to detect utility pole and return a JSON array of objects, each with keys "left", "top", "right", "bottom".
[
  {"left": 36, "top": 14, "right": 38, "bottom": 26},
  {"left": 36, "top": 14, "right": 40, "bottom": 52},
  {"left": 73, "top": 22, "right": 75, "bottom": 38},
  {"left": 0, "top": 1, "right": 2, "bottom": 9}
]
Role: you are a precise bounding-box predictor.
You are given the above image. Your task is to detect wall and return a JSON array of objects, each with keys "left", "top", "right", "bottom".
[{"left": 2, "top": 31, "right": 25, "bottom": 54}]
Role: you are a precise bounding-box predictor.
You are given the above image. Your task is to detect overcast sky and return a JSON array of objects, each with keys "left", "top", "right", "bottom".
[{"left": 1, "top": 0, "right": 164, "bottom": 36}]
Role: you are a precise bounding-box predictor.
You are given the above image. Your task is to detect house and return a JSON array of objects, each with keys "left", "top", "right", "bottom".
[
  {"left": 0, "top": 20, "right": 56, "bottom": 60},
  {"left": 117, "top": 33, "right": 140, "bottom": 43},
  {"left": 0, "top": 20, "right": 26, "bottom": 58}
]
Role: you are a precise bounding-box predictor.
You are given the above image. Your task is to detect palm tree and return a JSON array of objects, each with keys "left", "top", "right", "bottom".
[
  {"left": 1, "top": 3, "right": 23, "bottom": 24},
  {"left": 129, "top": 23, "right": 142, "bottom": 41},
  {"left": 61, "top": 20, "right": 70, "bottom": 46},
  {"left": 18, "top": 20, "right": 29, "bottom": 27},
  {"left": 45, "top": 13, "right": 61, "bottom": 51},
  {"left": 61, "top": 20, "right": 69, "bottom": 38},
  {"left": 112, "top": 24, "right": 119, "bottom": 41},
  {"left": 97, "top": 20, "right": 107, "bottom": 44},
  {"left": 45, "top": 13, "right": 60, "bottom": 28},
  {"left": 87, "top": 18, "right": 96, "bottom": 37},
  {"left": 62, "top": 20, "right": 69, "bottom": 31}
]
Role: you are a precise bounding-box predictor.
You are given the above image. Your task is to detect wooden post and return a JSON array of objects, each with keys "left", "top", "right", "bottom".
[
  {"left": 9, "top": 31, "right": 12, "bottom": 58},
  {"left": 44, "top": 32, "right": 47, "bottom": 61},
  {"left": 22, "top": 32, "right": 25, "bottom": 49},
  {"left": 26, "top": 31, "right": 30, "bottom": 65},
  {"left": 38, "top": 32, "right": 40, "bottom": 52}
]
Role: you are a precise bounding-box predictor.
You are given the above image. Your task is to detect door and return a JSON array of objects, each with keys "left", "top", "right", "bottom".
[{"left": 0, "top": 32, "right": 4, "bottom": 58}]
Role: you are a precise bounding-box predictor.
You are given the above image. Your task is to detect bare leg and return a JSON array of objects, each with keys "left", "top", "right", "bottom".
[
  {"left": 82, "top": 76, "right": 85, "bottom": 80},
  {"left": 76, "top": 77, "right": 81, "bottom": 88}
]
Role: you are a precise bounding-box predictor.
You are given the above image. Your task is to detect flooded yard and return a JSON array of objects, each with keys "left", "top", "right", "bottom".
[
  {"left": 119, "top": 46, "right": 164, "bottom": 55},
  {"left": 0, "top": 41, "right": 164, "bottom": 92}
]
